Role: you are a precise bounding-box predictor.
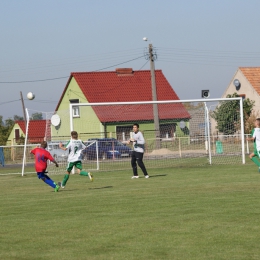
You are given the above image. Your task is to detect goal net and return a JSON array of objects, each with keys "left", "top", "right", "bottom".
[{"left": 21, "top": 98, "right": 245, "bottom": 176}]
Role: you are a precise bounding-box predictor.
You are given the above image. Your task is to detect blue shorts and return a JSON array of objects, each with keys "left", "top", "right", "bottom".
[{"left": 37, "top": 172, "right": 50, "bottom": 180}]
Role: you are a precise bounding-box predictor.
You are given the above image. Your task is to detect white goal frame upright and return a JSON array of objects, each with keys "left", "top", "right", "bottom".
[
  {"left": 21, "top": 97, "right": 245, "bottom": 176},
  {"left": 69, "top": 98, "right": 245, "bottom": 166}
]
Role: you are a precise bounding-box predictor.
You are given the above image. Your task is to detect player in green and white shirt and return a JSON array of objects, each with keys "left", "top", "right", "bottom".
[
  {"left": 247, "top": 118, "right": 260, "bottom": 172},
  {"left": 66, "top": 139, "right": 86, "bottom": 163},
  {"left": 58, "top": 131, "right": 93, "bottom": 188}
]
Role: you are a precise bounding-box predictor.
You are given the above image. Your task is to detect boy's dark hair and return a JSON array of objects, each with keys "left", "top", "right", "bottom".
[
  {"left": 41, "top": 141, "right": 47, "bottom": 148},
  {"left": 133, "top": 123, "right": 139, "bottom": 128},
  {"left": 71, "top": 131, "right": 78, "bottom": 138}
]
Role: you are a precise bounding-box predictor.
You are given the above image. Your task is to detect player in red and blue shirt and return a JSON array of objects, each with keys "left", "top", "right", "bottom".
[{"left": 30, "top": 141, "right": 60, "bottom": 192}]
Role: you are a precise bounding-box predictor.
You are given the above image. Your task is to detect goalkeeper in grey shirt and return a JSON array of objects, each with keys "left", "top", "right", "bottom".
[{"left": 127, "top": 123, "right": 149, "bottom": 179}]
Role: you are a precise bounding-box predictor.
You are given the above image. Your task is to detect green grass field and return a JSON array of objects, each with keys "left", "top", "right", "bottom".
[{"left": 1, "top": 162, "right": 260, "bottom": 260}]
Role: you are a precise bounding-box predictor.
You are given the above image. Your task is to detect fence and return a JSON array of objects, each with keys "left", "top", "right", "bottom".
[{"left": 0, "top": 134, "right": 253, "bottom": 169}]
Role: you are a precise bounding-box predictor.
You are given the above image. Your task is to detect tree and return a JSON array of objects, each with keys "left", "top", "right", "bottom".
[
  {"left": 0, "top": 116, "right": 15, "bottom": 145},
  {"left": 183, "top": 102, "right": 204, "bottom": 110},
  {"left": 244, "top": 110, "right": 258, "bottom": 134},
  {"left": 31, "top": 112, "right": 43, "bottom": 120},
  {"left": 211, "top": 93, "right": 255, "bottom": 135},
  {"left": 16, "top": 134, "right": 25, "bottom": 145},
  {"left": 13, "top": 115, "right": 24, "bottom": 121},
  {"left": 5, "top": 118, "right": 15, "bottom": 128}
]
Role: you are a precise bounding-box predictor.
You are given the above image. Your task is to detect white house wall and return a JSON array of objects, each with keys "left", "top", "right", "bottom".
[{"left": 222, "top": 69, "right": 260, "bottom": 114}]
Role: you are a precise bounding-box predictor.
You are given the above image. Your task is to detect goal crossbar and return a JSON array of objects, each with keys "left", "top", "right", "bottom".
[
  {"left": 21, "top": 97, "right": 245, "bottom": 177},
  {"left": 69, "top": 98, "right": 245, "bottom": 165}
]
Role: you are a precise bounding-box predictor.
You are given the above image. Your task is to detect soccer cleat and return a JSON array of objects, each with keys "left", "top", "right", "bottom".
[
  {"left": 145, "top": 175, "right": 150, "bottom": 178},
  {"left": 58, "top": 181, "right": 65, "bottom": 189},
  {"left": 88, "top": 172, "right": 94, "bottom": 182},
  {"left": 131, "top": 176, "right": 139, "bottom": 179},
  {"left": 54, "top": 185, "right": 60, "bottom": 192}
]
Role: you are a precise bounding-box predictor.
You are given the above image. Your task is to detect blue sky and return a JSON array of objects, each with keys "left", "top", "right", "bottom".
[{"left": 1, "top": 0, "right": 260, "bottom": 120}]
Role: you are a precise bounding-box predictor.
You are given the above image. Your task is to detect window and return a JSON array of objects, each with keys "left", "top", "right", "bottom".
[
  {"left": 15, "top": 129, "right": 20, "bottom": 142},
  {"left": 70, "top": 99, "right": 80, "bottom": 117},
  {"left": 73, "top": 106, "right": 80, "bottom": 117}
]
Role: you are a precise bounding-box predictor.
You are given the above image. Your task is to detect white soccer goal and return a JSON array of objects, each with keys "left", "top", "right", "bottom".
[{"left": 21, "top": 97, "right": 245, "bottom": 176}]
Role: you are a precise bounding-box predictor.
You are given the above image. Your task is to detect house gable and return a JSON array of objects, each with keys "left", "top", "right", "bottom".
[
  {"left": 222, "top": 67, "right": 260, "bottom": 113},
  {"left": 7, "top": 123, "right": 24, "bottom": 144},
  {"left": 7, "top": 120, "right": 47, "bottom": 144},
  {"left": 56, "top": 69, "right": 190, "bottom": 123},
  {"left": 53, "top": 77, "right": 102, "bottom": 138}
]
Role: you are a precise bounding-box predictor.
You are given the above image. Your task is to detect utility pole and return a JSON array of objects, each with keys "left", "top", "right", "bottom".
[
  {"left": 149, "top": 43, "right": 161, "bottom": 149},
  {"left": 20, "top": 91, "right": 27, "bottom": 127}
]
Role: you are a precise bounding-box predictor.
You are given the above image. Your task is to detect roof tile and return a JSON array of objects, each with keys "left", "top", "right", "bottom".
[
  {"left": 57, "top": 69, "right": 190, "bottom": 122},
  {"left": 240, "top": 67, "right": 260, "bottom": 96},
  {"left": 16, "top": 120, "right": 47, "bottom": 143}
]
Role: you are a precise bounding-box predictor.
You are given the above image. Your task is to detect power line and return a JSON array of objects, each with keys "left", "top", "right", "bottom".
[
  {"left": 0, "top": 58, "right": 149, "bottom": 107},
  {"left": 91, "top": 55, "right": 144, "bottom": 72},
  {"left": 0, "top": 52, "right": 143, "bottom": 74},
  {"left": 0, "top": 55, "right": 144, "bottom": 84},
  {"left": 0, "top": 76, "right": 69, "bottom": 84},
  {"left": 0, "top": 99, "right": 21, "bottom": 106},
  {"left": 0, "top": 48, "right": 143, "bottom": 72},
  {"left": 3, "top": 46, "right": 259, "bottom": 84},
  {"left": 157, "top": 46, "right": 260, "bottom": 55},
  {"left": 0, "top": 98, "right": 59, "bottom": 106},
  {"left": 156, "top": 47, "right": 260, "bottom": 66}
]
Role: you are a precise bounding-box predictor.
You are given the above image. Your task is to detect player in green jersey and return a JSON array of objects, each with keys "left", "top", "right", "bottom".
[
  {"left": 246, "top": 118, "right": 260, "bottom": 172},
  {"left": 58, "top": 131, "right": 93, "bottom": 188}
]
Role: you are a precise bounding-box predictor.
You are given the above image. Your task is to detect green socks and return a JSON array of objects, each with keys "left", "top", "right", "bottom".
[
  {"left": 62, "top": 174, "right": 70, "bottom": 186},
  {"left": 79, "top": 170, "right": 89, "bottom": 176},
  {"left": 61, "top": 171, "right": 89, "bottom": 187},
  {"left": 251, "top": 157, "right": 260, "bottom": 167}
]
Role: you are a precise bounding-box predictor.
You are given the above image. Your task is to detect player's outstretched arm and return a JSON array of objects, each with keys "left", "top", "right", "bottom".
[
  {"left": 52, "top": 160, "right": 59, "bottom": 167},
  {"left": 59, "top": 142, "right": 67, "bottom": 151}
]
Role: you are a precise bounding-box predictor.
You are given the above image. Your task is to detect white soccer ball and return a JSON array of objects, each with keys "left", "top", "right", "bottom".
[{"left": 27, "top": 92, "right": 35, "bottom": 100}]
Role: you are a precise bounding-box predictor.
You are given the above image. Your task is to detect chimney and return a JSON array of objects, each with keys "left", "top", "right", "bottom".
[{"left": 115, "top": 68, "right": 133, "bottom": 75}]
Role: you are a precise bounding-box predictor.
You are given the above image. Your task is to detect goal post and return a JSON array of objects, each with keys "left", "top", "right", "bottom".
[
  {"left": 21, "top": 108, "right": 30, "bottom": 176},
  {"left": 21, "top": 97, "right": 245, "bottom": 176},
  {"left": 70, "top": 97, "right": 245, "bottom": 167}
]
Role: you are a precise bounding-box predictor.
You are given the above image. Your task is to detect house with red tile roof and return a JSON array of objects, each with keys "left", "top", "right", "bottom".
[
  {"left": 7, "top": 120, "right": 48, "bottom": 145},
  {"left": 222, "top": 67, "right": 260, "bottom": 113},
  {"left": 52, "top": 68, "right": 190, "bottom": 141}
]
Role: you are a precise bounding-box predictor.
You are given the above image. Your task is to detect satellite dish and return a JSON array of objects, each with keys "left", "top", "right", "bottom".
[
  {"left": 233, "top": 79, "right": 240, "bottom": 89},
  {"left": 51, "top": 114, "right": 61, "bottom": 127},
  {"left": 180, "top": 121, "right": 185, "bottom": 129}
]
